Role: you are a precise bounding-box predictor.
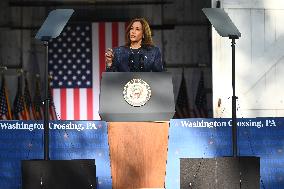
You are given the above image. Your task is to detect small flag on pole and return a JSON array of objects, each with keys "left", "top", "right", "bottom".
[
  {"left": 0, "top": 76, "right": 12, "bottom": 120},
  {"left": 13, "top": 76, "right": 30, "bottom": 120}
]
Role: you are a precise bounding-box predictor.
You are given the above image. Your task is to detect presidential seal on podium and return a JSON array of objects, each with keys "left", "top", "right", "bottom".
[{"left": 123, "top": 78, "right": 151, "bottom": 107}]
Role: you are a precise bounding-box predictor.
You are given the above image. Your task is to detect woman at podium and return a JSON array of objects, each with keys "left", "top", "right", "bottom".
[{"left": 105, "top": 18, "right": 164, "bottom": 72}]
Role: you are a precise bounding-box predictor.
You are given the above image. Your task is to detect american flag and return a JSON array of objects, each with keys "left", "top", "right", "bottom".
[
  {"left": 174, "top": 70, "right": 192, "bottom": 118},
  {"left": 13, "top": 77, "right": 29, "bottom": 120},
  {"left": 49, "top": 22, "right": 126, "bottom": 120},
  {"left": 0, "top": 77, "right": 12, "bottom": 120}
]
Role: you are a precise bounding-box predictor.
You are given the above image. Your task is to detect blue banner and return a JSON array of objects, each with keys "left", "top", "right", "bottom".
[
  {"left": 166, "top": 118, "right": 284, "bottom": 189},
  {"left": 0, "top": 120, "right": 111, "bottom": 189},
  {"left": 1, "top": 118, "right": 284, "bottom": 189}
]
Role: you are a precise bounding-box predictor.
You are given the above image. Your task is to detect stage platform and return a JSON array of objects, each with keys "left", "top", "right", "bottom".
[{"left": 0, "top": 118, "right": 283, "bottom": 189}]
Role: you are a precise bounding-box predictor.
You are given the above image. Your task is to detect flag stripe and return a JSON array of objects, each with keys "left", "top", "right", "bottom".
[
  {"left": 66, "top": 89, "right": 74, "bottom": 120},
  {"left": 106, "top": 23, "right": 112, "bottom": 50},
  {"left": 112, "top": 22, "right": 119, "bottom": 48},
  {"left": 119, "top": 22, "right": 126, "bottom": 46},
  {"left": 60, "top": 89, "right": 67, "bottom": 120},
  {"left": 53, "top": 89, "right": 61, "bottom": 119},
  {"left": 99, "top": 23, "right": 106, "bottom": 79},
  {"left": 74, "top": 88, "right": 80, "bottom": 120},
  {"left": 92, "top": 23, "right": 100, "bottom": 120},
  {"left": 78, "top": 89, "right": 86, "bottom": 120},
  {"left": 87, "top": 88, "right": 93, "bottom": 120}
]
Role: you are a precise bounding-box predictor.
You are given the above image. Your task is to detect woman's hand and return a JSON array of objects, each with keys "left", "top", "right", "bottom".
[{"left": 105, "top": 48, "right": 114, "bottom": 67}]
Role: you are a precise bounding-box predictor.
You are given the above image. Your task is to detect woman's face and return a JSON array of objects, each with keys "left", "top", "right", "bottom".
[{"left": 129, "top": 21, "right": 143, "bottom": 44}]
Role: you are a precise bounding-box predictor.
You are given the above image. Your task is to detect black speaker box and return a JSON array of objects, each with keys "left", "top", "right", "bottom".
[
  {"left": 22, "top": 159, "right": 96, "bottom": 189},
  {"left": 180, "top": 157, "right": 260, "bottom": 189}
]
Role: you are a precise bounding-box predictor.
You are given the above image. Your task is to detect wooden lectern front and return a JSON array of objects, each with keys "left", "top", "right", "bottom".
[
  {"left": 99, "top": 72, "right": 175, "bottom": 189},
  {"left": 108, "top": 122, "right": 169, "bottom": 189}
]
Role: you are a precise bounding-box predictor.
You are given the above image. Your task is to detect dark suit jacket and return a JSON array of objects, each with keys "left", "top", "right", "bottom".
[{"left": 106, "top": 45, "right": 164, "bottom": 72}]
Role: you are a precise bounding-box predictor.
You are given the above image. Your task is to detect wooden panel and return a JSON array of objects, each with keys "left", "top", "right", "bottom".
[
  {"left": 213, "top": 8, "right": 284, "bottom": 117},
  {"left": 108, "top": 122, "right": 169, "bottom": 189}
]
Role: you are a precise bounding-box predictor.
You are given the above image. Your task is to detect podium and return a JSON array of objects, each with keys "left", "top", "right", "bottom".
[{"left": 100, "top": 72, "right": 175, "bottom": 189}]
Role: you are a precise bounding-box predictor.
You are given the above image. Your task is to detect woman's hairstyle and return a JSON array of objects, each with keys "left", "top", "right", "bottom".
[{"left": 125, "top": 18, "right": 154, "bottom": 47}]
